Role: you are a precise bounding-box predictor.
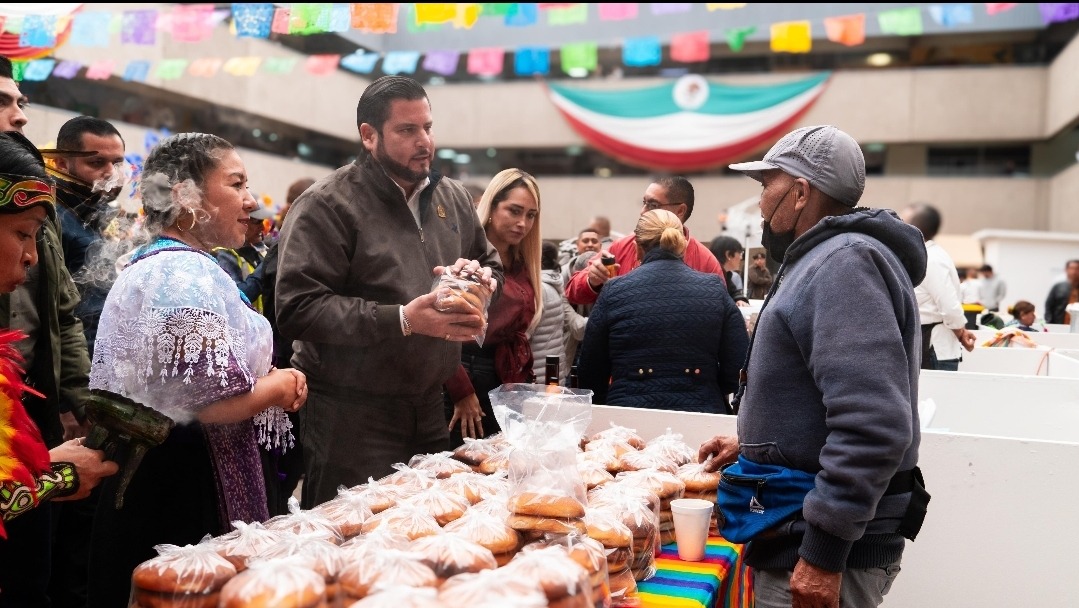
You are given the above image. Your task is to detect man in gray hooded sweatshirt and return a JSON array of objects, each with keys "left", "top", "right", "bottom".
[{"left": 699, "top": 125, "right": 928, "bottom": 608}]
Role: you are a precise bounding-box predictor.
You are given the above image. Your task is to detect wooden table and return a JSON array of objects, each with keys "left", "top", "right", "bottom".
[{"left": 638, "top": 537, "right": 752, "bottom": 608}]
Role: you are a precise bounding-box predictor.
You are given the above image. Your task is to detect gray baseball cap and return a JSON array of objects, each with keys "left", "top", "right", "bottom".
[{"left": 729, "top": 125, "right": 865, "bottom": 207}]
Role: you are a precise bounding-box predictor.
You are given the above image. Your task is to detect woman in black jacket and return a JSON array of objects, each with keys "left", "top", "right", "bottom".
[{"left": 577, "top": 210, "right": 749, "bottom": 414}]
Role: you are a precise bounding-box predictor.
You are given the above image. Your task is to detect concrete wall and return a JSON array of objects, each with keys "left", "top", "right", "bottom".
[
  {"left": 1047, "top": 163, "right": 1079, "bottom": 233},
  {"left": 1047, "top": 29, "right": 1079, "bottom": 136}
]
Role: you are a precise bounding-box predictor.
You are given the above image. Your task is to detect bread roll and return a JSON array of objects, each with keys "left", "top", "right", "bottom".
[
  {"left": 131, "top": 545, "right": 236, "bottom": 597},
  {"left": 676, "top": 463, "right": 721, "bottom": 494},
  {"left": 509, "top": 491, "right": 586, "bottom": 519},
  {"left": 359, "top": 506, "right": 441, "bottom": 540},
  {"left": 409, "top": 533, "right": 498, "bottom": 579},
  {"left": 218, "top": 561, "right": 325, "bottom": 608},
  {"left": 408, "top": 452, "right": 473, "bottom": 479},
  {"left": 404, "top": 486, "right": 470, "bottom": 526},
  {"left": 507, "top": 513, "right": 587, "bottom": 535},
  {"left": 337, "top": 551, "right": 437, "bottom": 602},
  {"left": 438, "top": 569, "right": 547, "bottom": 608},
  {"left": 444, "top": 511, "right": 520, "bottom": 555}
]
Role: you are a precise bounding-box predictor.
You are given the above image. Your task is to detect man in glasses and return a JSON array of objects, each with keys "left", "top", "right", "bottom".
[{"left": 565, "top": 176, "right": 723, "bottom": 306}]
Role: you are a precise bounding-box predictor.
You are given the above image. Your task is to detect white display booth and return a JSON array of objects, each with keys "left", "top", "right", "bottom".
[{"left": 589, "top": 400, "right": 1079, "bottom": 606}]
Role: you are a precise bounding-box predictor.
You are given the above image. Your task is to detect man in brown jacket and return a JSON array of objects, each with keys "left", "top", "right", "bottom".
[{"left": 276, "top": 76, "right": 502, "bottom": 508}]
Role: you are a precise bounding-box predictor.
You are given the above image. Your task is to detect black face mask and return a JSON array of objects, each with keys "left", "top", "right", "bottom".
[{"left": 760, "top": 183, "right": 801, "bottom": 264}]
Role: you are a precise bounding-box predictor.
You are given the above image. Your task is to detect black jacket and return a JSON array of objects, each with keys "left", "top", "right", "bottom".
[{"left": 1045, "top": 280, "right": 1075, "bottom": 324}]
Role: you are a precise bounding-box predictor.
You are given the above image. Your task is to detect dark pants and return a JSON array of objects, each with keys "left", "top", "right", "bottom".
[
  {"left": 299, "top": 387, "right": 449, "bottom": 509},
  {"left": 48, "top": 487, "right": 99, "bottom": 608},
  {"left": 445, "top": 352, "right": 504, "bottom": 450},
  {"left": 0, "top": 502, "right": 53, "bottom": 607}
]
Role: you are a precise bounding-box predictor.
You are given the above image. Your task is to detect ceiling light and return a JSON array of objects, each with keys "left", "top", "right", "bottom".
[
  {"left": 437, "top": 149, "right": 457, "bottom": 159},
  {"left": 866, "top": 53, "right": 892, "bottom": 67},
  {"left": 486, "top": 148, "right": 497, "bottom": 158},
  {"left": 454, "top": 153, "right": 471, "bottom": 164}
]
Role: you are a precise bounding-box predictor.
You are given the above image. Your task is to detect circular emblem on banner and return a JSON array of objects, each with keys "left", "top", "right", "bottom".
[{"left": 673, "top": 74, "right": 710, "bottom": 111}]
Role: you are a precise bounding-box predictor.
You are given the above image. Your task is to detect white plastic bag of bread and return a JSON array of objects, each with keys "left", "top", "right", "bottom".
[
  {"left": 523, "top": 533, "right": 613, "bottom": 608},
  {"left": 443, "top": 510, "right": 522, "bottom": 566},
  {"left": 589, "top": 424, "right": 646, "bottom": 451},
  {"left": 491, "top": 383, "right": 594, "bottom": 541},
  {"left": 577, "top": 456, "right": 616, "bottom": 490},
  {"left": 450, "top": 435, "right": 506, "bottom": 472},
  {"left": 211, "top": 521, "right": 289, "bottom": 572},
  {"left": 311, "top": 489, "right": 376, "bottom": 539},
  {"left": 403, "top": 485, "right": 471, "bottom": 526},
  {"left": 129, "top": 542, "right": 236, "bottom": 608},
  {"left": 470, "top": 493, "right": 513, "bottom": 521},
  {"left": 614, "top": 469, "right": 687, "bottom": 546},
  {"left": 336, "top": 549, "right": 438, "bottom": 603},
  {"left": 339, "top": 529, "right": 413, "bottom": 565},
  {"left": 408, "top": 532, "right": 498, "bottom": 583},
  {"left": 438, "top": 470, "right": 508, "bottom": 505},
  {"left": 264, "top": 496, "right": 344, "bottom": 544},
  {"left": 257, "top": 533, "right": 344, "bottom": 603},
  {"left": 359, "top": 504, "right": 442, "bottom": 540},
  {"left": 432, "top": 265, "right": 494, "bottom": 346},
  {"left": 218, "top": 556, "right": 325, "bottom": 608},
  {"left": 346, "top": 585, "right": 443, "bottom": 607},
  {"left": 502, "top": 545, "right": 594, "bottom": 608},
  {"left": 378, "top": 463, "right": 438, "bottom": 498},
  {"left": 347, "top": 477, "right": 409, "bottom": 514},
  {"left": 437, "top": 568, "right": 549, "bottom": 608},
  {"left": 407, "top": 451, "right": 474, "bottom": 479},
  {"left": 617, "top": 449, "right": 678, "bottom": 474},
  {"left": 642, "top": 429, "right": 697, "bottom": 467},
  {"left": 587, "top": 484, "right": 661, "bottom": 583}
]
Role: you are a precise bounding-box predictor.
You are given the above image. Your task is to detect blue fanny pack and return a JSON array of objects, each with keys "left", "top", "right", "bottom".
[{"left": 716, "top": 455, "right": 816, "bottom": 543}]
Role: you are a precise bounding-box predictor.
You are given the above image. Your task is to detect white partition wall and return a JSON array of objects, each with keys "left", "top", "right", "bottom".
[
  {"left": 957, "top": 347, "right": 1051, "bottom": 376},
  {"left": 972, "top": 329, "right": 1079, "bottom": 350},
  {"left": 588, "top": 405, "right": 1079, "bottom": 606},
  {"left": 919, "top": 371, "right": 1079, "bottom": 440}
]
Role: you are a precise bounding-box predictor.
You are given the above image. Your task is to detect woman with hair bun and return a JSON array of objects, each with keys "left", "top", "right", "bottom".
[
  {"left": 87, "top": 133, "right": 307, "bottom": 606},
  {"left": 577, "top": 210, "right": 748, "bottom": 414},
  {"left": 1005, "top": 300, "right": 1046, "bottom": 332}
]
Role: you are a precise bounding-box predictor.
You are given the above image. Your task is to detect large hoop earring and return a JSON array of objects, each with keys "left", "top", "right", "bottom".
[{"left": 178, "top": 210, "right": 197, "bottom": 232}]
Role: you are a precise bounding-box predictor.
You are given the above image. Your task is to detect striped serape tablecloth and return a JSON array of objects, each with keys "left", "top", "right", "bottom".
[{"left": 638, "top": 537, "right": 753, "bottom": 608}]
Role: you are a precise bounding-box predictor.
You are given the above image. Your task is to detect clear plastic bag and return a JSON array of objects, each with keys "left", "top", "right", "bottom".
[
  {"left": 443, "top": 511, "right": 521, "bottom": 566},
  {"left": 523, "top": 534, "right": 612, "bottom": 608},
  {"left": 403, "top": 485, "right": 471, "bottom": 526},
  {"left": 438, "top": 470, "right": 509, "bottom": 505},
  {"left": 211, "top": 521, "right": 289, "bottom": 571},
  {"left": 313, "top": 487, "right": 376, "bottom": 539},
  {"left": 337, "top": 549, "right": 438, "bottom": 603},
  {"left": 409, "top": 531, "right": 498, "bottom": 580},
  {"left": 379, "top": 463, "right": 438, "bottom": 497},
  {"left": 642, "top": 428, "right": 697, "bottom": 467},
  {"left": 438, "top": 569, "right": 549, "bottom": 608},
  {"left": 432, "top": 266, "right": 494, "bottom": 346},
  {"left": 501, "top": 546, "right": 593, "bottom": 607},
  {"left": 129, "top": 543, "right": 236, "bottom": 608},
  {"left": 264, "top": 496, "right": 344, "bottom": 544},
  {"left": 491, "top": 384, "right": 594, "bottom": 527},
  {"left": 258, "top": 533, "right": 343, "bottom": 600},
  {"left": 408, "top": 451, "right": 474, "bottom": 479},
  {"left": 218, "top": 556, "right": 325, "bottom": 607},
  {"left": 589, "top": 423, "right": 645, "bottom": 450},
  {"left": 348, "top": 586, "right": 443, "bottom": 607},
  {"left": 359, "top": 504, "right": 441, "bottom": 540},
  {"left": 588, "top": 485, "right": 660, "bottom": 583}
]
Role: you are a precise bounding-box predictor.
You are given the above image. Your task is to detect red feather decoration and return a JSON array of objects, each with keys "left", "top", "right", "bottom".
[{"left": 0, "top": 329, "right": 50, "bottom": 538}]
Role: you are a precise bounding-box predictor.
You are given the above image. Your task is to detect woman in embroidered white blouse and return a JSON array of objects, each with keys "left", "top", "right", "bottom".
[{"left": 87, "top": 133, "right": 307, "bottom": 606}]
